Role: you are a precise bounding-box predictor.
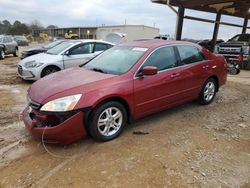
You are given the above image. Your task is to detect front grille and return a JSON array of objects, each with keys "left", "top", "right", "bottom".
[
  {"left": 18, "top": 65, "right": 23, "bottom": 75},
  {"left": 219, "top": 47, "right": 241, "bottom": 55}
]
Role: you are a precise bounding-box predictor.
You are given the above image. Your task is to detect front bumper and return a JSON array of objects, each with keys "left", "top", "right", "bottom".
[
  {"left": 219, "top": 53, "right": 249, "bottom": 62},
  {"left": 17, "top": 65, "right": 40, "bottom": 80},
  {"left": 22, "top": 106, "right": 87, "bottom": 145}
]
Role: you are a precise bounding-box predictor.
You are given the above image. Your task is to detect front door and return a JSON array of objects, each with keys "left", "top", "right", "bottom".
[
  {"left": 63, "top": 43, "right": 95, "bottom": 68},
  {"left": 133, "top": 46, "right": 184, "bottom": 118}
]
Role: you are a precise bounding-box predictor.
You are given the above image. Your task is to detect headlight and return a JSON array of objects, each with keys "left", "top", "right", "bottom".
[
  {"left": 242, "top": 46, "right": 249, "bottom": 55},
  {"left": 24, "top": 61, "right": 43, "bottom": 68},
  {"left": 40, "top": 94, "right": 82, "bottom": 112}
]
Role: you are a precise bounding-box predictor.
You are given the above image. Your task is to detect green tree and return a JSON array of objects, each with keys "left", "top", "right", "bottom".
[
  {"left": 0, "top": 20, "right": 11, "bottom": 34},
  {"left": 9, "top": 20, "right": 29, "bottom": 35}
]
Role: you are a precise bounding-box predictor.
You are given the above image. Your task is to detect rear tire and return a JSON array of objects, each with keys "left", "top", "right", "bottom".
[
  {"left": 41, "top": 66, "right": 60, "bottom": 78},
  {"left": 13, "top": 48, "right": 18, "bottom": 57},
  {"left": 198, "top": 78, "right": 217, "bottom": 105},
  {"left": 88, "top": 101, "right": 127, "bottom": 142},
  {"left": 0, "top": 49, "right": 4, "bottom": 60}
]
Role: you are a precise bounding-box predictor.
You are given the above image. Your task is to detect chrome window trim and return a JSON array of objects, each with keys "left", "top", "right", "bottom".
[{"left": 133, "top": 44, "right": 205, "bottom": 79}]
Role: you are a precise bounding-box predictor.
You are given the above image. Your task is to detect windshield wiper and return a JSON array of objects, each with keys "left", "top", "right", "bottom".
[
  {"left": 45, "top": 51, "right": 54, "bottom": 55},
  {"left": 91, "top": 68, "right": 107, "bottom": 74}
]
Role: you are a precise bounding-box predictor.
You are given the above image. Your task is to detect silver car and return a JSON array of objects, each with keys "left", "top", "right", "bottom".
[
  {"left": 18, "top": 40, "right": 114, "bottom": 80},
  {"left": 0, "top": 35, "right": 18, "bottom": 60}
]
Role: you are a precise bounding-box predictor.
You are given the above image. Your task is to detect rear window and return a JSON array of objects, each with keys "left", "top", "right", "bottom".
[
  {"left": 15, "top": 36, "right": 26, "bottom": 40},
  {"left": 229, "top": 34, "right": 250, "bottom": 42}
]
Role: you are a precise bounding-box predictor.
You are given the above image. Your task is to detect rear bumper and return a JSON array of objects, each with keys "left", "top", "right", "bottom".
[{"left": 22, "top": 106, "right": 87, "bottom": 145}]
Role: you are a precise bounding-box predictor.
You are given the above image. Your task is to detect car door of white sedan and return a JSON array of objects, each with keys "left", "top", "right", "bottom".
[{"left": 63, "top": 43, "right": 95, "bottom": 69}]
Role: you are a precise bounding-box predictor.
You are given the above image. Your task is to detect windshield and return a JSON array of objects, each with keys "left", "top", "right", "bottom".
[
  {"left": 85, "top": 46, "right": 148, "bottom": 75},
  {"left": 15, "top": 36, "right": 26, "bottom": 40},
  {"left": 46, "top": 41, "right": 74, "bottom": 55},
  {"left": 229, "top": 34, "right": 250, "bottom": 42},
  {"left": 44, "top": 40, "right": 63, "bottom": 49}
]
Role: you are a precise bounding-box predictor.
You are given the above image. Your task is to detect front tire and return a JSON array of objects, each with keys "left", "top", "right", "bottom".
[
  {"left": 0, "top": 49, "right": 5, "bottom": 60},
  {"left": 89, "top": 101, "right": 127, "bottom": 142},
  {"left": 198, "top": 78, "right": 217, "bottom": 105},
  {"left": 41, "top": 66, "right": 60, "bottom": 78}
]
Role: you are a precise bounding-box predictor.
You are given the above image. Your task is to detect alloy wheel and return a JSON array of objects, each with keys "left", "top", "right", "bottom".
[
  {"left": 204, "top": 81, "right": 215, "bottom": 102},
  {"left": 97, "top": 107, "right": 123, "bottom": 136}
]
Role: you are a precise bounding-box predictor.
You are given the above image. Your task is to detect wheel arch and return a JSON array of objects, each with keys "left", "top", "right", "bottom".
[
  {"left": 40, "top": 64, "right": 61, "bottom": 77},
  {"left": 92, "top": 96, "right": 133, "bottom": 123},
  {"left": 208, "top": 75, "right": 219, "bottom": 92},
  {"left": 0, "top": 44, "right": 6, "bottom": 51}
]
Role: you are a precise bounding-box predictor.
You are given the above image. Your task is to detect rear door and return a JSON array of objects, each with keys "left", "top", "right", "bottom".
[
  {"left": 175, "top": 45, "right": 212, "bottom": 98},
  {"left": 63, "top": 43, "right": 95, "bottom": 68},
  {"left": 133, "top": 46, "right": 185, "bottom": 117},
  {"left": 8, "top": 37, "right": 16, "bottom": 52},
  {"left": 3, "top": 37, "right": 12, "bottom": 53}
]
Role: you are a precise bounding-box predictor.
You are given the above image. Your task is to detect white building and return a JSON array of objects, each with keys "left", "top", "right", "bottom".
[
  {"left": 97, "top": 25, "right": 160, "bottom": 43},
  {"left": 34, "top": 24, "right": 160, "bottom": 43}
]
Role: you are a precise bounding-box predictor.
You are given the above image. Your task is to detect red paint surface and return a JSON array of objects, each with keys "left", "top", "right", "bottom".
[
  {"left": 23, "top": 107, "right": 86, "bottom": 145},
  {"left": 24, "top": 40, "right": 227, "bottom": 144}
]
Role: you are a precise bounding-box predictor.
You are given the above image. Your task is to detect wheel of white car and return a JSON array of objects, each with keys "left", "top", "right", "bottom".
[
  {"left": 198, "top": 78, "right": 217, "bottom": 105},
  {"left": 0, "top": 49, "right": 5, "bottom": 60},
  {"left": 89, "top": 101, "right": 127, "bottom": 142},
  {"left": 13, "top": 48, "right": 18, "bottom": 57},
  {"left": 41, "top": 66, "right": 60, "bottom": 77}
]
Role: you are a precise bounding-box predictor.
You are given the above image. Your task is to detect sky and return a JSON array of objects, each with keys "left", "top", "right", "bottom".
[{"left": 0, "top": 0, "right": 249, "bottom": 40}]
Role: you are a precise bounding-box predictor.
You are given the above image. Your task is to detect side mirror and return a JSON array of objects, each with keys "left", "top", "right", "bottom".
[
  {"left": 65, "top": 51, "right": 70, "bottom": 56},
  {"left": 140, "top": 66, "right": 158, "bottom": 76}
]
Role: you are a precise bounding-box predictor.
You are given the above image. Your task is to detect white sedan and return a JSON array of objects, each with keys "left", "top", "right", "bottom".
[{"left": 18, "top": 40, "right": 114, "bottom": 80}]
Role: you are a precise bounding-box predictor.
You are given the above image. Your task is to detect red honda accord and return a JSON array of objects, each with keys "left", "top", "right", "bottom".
[{"left": 22, "top": 40, "right": 227, "bottom": 144}]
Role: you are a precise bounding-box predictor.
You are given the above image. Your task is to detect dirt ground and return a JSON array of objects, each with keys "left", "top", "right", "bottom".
[{"left": 0, "top": 44, "right": 249, "bottom": 188}]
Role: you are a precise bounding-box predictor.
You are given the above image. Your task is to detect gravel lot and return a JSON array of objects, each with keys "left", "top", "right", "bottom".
[{"left": 0, "top": 44, "right": 249, "bottom": 188}]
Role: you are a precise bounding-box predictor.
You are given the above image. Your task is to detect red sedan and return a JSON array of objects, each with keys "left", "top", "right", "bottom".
[{"left": 22, "top": 40, "right": 227, "bottom": 144}]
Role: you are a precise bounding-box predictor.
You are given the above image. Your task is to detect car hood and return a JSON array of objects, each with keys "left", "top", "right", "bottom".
[
  {"left": 23, "top": 48, "right": 46, "bottom": 53},
  {"left": 219, "top": 41, "right": 249, "bottom": 47},
  {"left": 28, "top": 67, "right": 116, "bottom": 104},
  {"left": 19, "top": 53, "right": 61, "bottom": 65}
]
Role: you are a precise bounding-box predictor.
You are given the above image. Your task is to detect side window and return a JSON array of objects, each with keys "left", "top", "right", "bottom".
[
  {"left": 143, "top": 46, "right": 177, "bottom": 71},
  {"left": 95, "top": 43, "right": 108, "bottom": 52},
  {"left": 177, "top": 45, "right": 205, "bottom": 65},
  {"left": 107, "top": 44, "right": 113, "bottom": 49},
  {"left": 70, "top": 43, "right": 94, "bottom": 55},
  {"left": 3, "top": 37, "right": 8, "bottom": 43}
]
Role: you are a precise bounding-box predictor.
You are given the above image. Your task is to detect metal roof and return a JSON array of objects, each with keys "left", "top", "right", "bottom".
[{"left": 152, "top": 0, "right": 250, "bottom": 18}]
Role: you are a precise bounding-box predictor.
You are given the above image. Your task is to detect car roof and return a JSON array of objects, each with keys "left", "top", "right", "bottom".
[
  {"left": 118, "top": 39, "right": 198, "bottom": 49},
  {"left": 69, "top": 39, "right": 114, "bottom": 45}
]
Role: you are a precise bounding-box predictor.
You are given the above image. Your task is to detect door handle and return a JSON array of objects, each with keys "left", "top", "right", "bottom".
[
  {"left": 202, "top": 65, "right": 209, "bottom": 69},
  {"left": 171, "top": 73, "right": 180, "bottom": 78}
]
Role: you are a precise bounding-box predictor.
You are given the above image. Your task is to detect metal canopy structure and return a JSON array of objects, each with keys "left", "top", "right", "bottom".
[{"left": 151, "top": 0, "right": 250, "bottom": 50}]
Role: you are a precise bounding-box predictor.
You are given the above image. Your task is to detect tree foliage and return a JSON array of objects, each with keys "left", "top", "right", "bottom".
[{"left": 0, "top": 19, "right": 45, "bottom": 35}]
